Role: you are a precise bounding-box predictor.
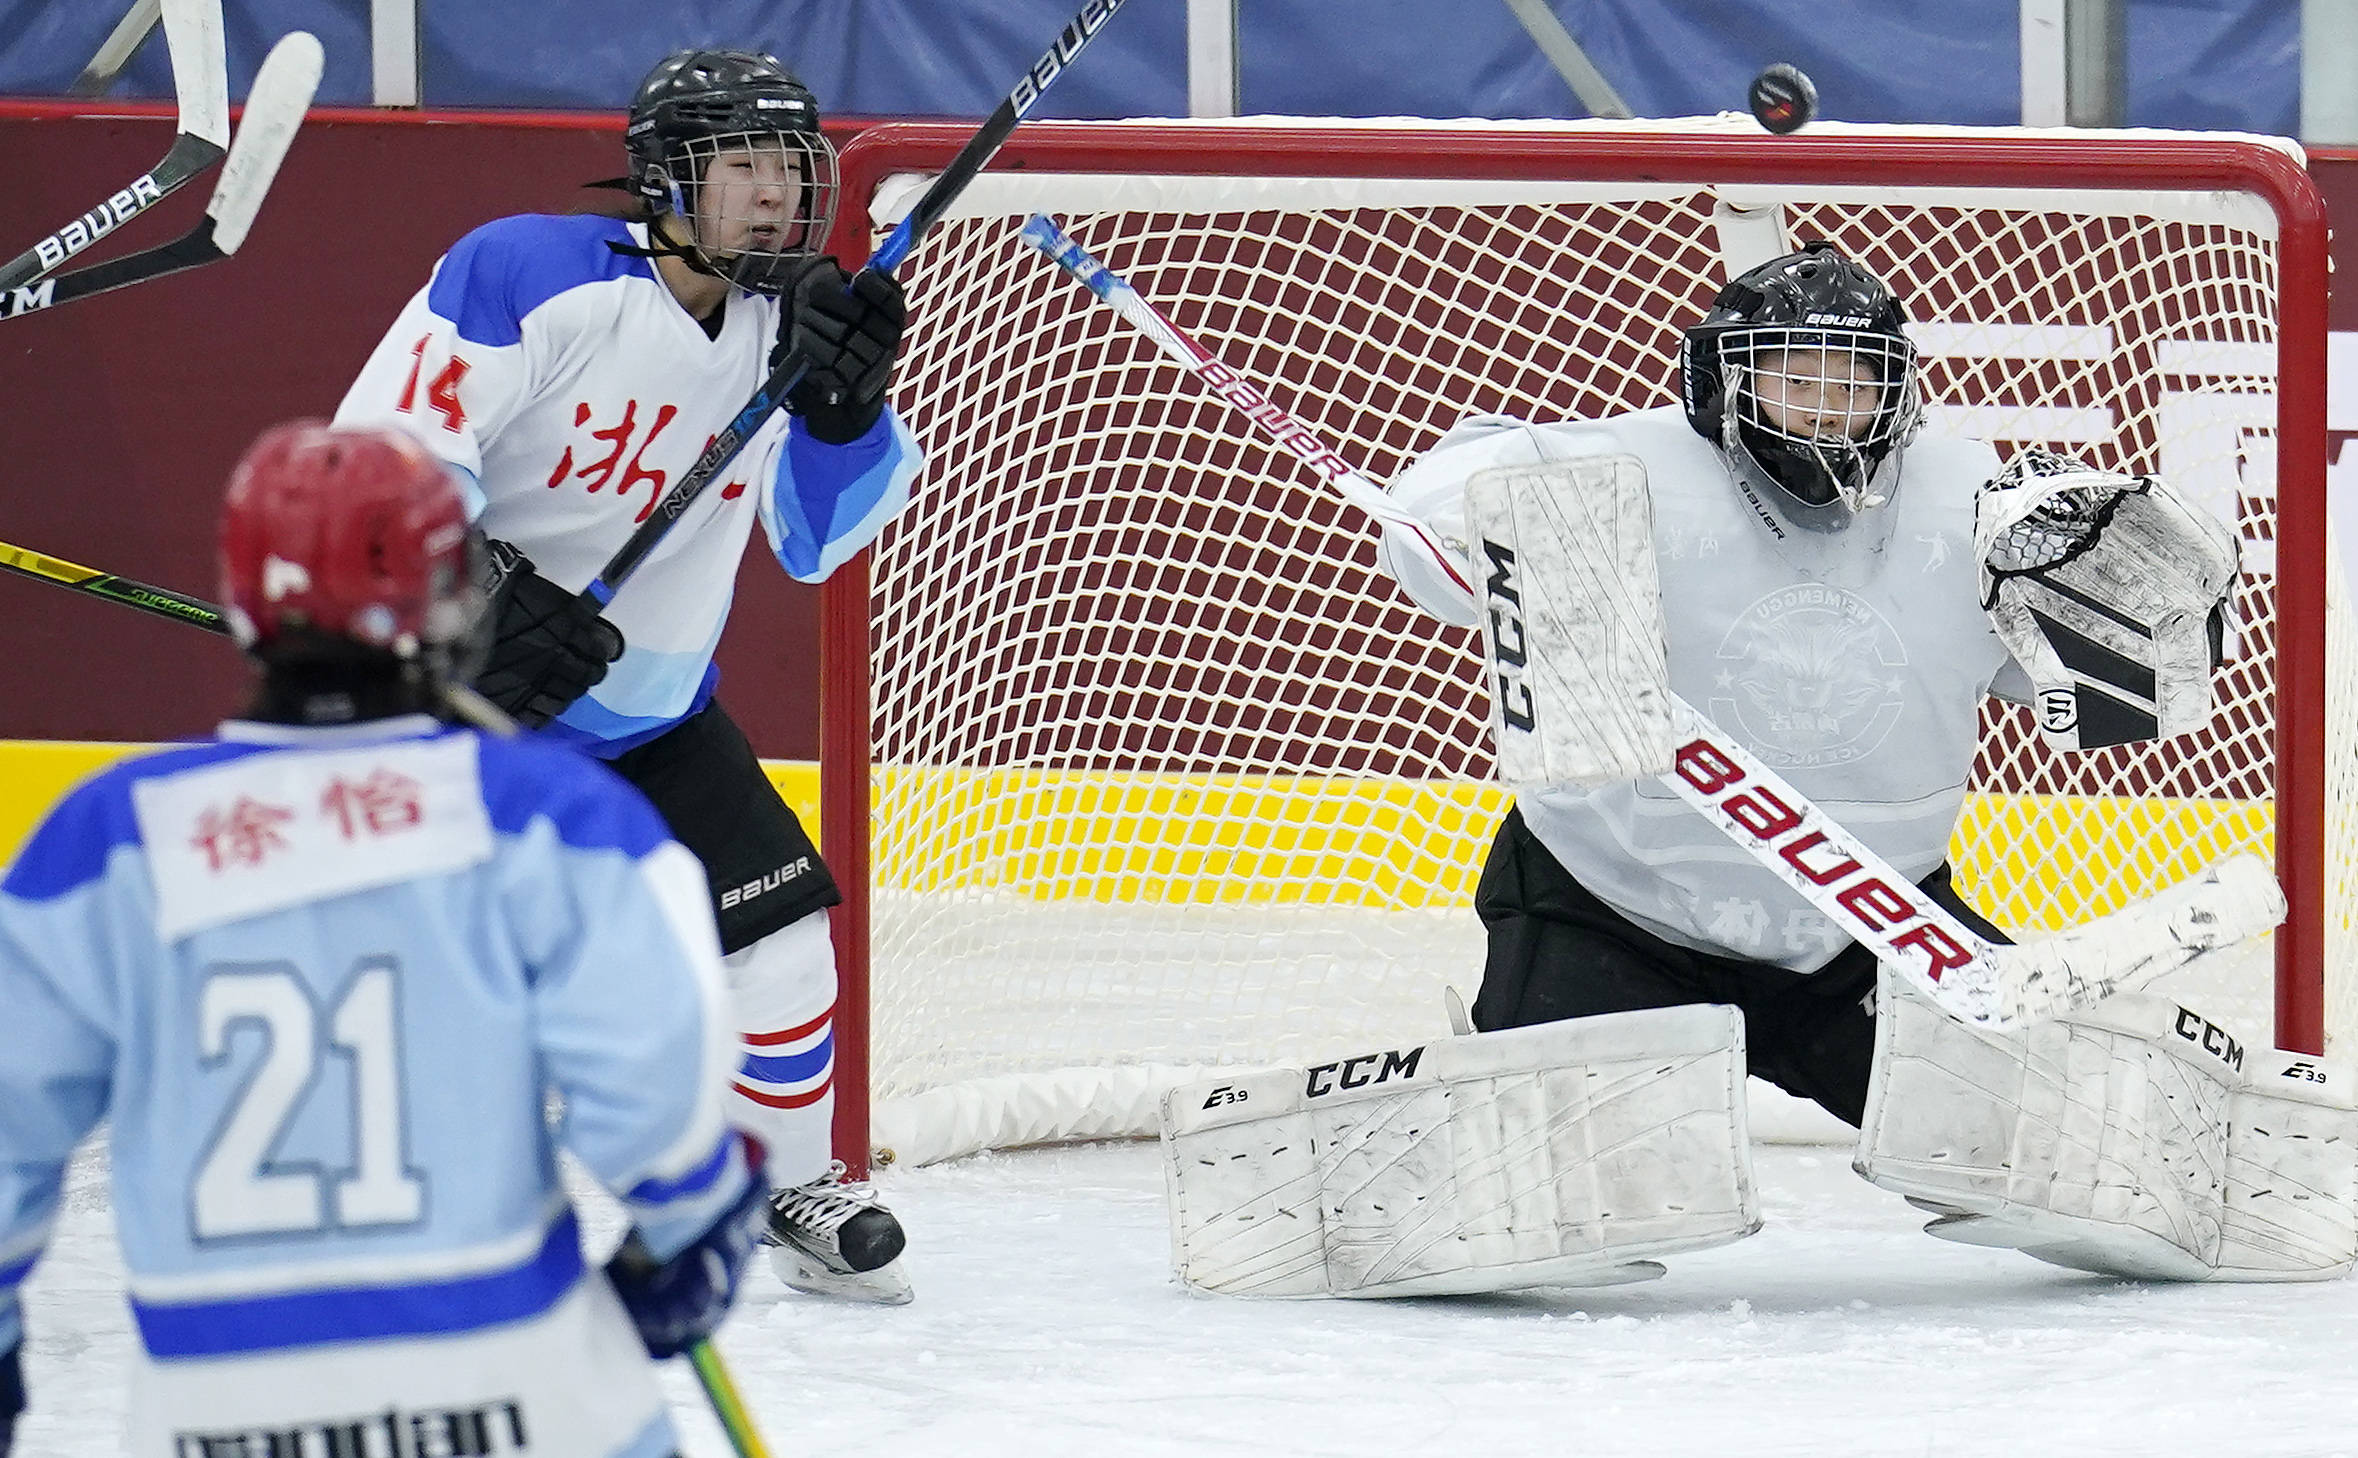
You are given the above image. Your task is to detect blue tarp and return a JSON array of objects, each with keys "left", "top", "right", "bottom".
[{"left": 0, "top": 0, "right": 2301, "bottom": 137}]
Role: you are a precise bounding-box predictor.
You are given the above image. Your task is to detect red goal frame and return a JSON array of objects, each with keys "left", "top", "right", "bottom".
[{"left": 815, "top": 120, "right": 2332, "bottom": 1169}]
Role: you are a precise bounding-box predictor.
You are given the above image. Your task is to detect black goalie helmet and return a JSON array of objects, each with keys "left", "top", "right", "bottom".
[
  {"left": 1679, "top": 241, "right": 1922, "bottom": 517},
  {"left": 624, "top": 49, "right": 838, "bottom": 295}
]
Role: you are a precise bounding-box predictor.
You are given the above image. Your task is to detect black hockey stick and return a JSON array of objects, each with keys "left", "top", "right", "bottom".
[
  {"left": 1, "top": 31, "right": 322, "bottom": 322},
  {"left": 0, "top": 0, "right": 229, "bottom": 299},
  {"left": 579, "top": 0, "right": 1135, "bottom": 608}
]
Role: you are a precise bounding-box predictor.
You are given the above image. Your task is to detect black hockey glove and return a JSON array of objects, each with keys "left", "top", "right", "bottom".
[
  {"left": 775, "top": 256, "right": 906, "bottom": 444},
  {"left": 605, "top": 1164, "right": 769, "bottom": 1360},
  {"left": 1, "top": 1342, "right": 22, "bottom": 1458},
  {"left": 472, "top": 538, "right": 624, "bottom": 730}
]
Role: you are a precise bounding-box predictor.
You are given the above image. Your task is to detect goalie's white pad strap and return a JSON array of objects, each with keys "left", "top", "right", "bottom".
[
  {"left": 1462, "top": 456, "right": 1676, "bottom": 789},
  {"left": 1856, "top": 976, "right": 2357, "bottom": 1281},
  {"left": 1975, "top": 452, "right": 2240, "bottom": 749},
  {"left": 1160, "top": 1006, "right": 1759, "bottom": 1297}
]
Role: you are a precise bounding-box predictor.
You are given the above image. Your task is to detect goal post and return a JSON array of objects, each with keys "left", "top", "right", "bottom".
[{"left": 815, "top": 117, "right": 2336, "bottom": 1170}]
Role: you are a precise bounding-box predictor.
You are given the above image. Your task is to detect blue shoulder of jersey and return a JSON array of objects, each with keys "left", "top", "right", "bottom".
[
  {"left": 474, "top": 732, "right": 672, "bottom": 858},
  {"left": 427, "top": 213, "right": 659, "bottom": 350},
  {"left": 2, "top": 740, "right": 272, "bottom": 903}
]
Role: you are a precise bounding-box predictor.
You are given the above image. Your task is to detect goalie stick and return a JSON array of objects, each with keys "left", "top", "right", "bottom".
[
  {"left": 0, "top": 0, "right": 229, "bottom": 299},
  {"left": 1018, "top": 213, "right": 2283, "bottom": 1029},
  {"left": 579, "top": 0, "right": 1136, "bottom": 610},
  {"left": 1, "top": 30, "right": 321, "bottom": 322}
]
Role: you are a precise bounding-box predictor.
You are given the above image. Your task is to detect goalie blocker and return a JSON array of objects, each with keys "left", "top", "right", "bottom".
[
  {"left": 1160, "top": 1005, "right": 1759, "bottom": 1297},
  {"left": 1463, "top": 454, "right": 1677, "bottom": 788}
]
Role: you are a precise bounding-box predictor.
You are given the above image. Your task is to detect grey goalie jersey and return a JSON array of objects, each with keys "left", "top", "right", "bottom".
[{"left": 1382, "top": 405, "right": 2028, "bottom": 972}]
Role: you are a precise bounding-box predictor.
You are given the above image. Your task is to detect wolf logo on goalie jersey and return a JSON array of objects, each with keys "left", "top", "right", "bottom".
[
  {"left": 1358, "top": 243, "right": 2356, "bottom": 1286},
  {"left": 335, "top": 47, "right": 915, "bottom": 1305}
]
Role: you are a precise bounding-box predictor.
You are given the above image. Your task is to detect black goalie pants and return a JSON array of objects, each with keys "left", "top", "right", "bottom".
[{"left": 1469, "top": 805, "right": 2006, "bottom": 1128}]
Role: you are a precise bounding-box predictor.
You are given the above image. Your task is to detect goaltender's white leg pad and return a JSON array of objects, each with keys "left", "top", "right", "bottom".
[
  {"left": 2217, "top": 1048, "right": 2358, "bottom": 1281},
  {"left": 1159, "top": 1004, "right": 1759, "bottom": 1298},
  {"left": 1855, "top": 973, "right": 2358, "bottom": 1281}
]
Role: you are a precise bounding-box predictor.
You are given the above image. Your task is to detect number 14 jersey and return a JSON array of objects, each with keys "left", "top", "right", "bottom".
[{"left": 337, "top": 213, "right": 924, "bottom": 757}]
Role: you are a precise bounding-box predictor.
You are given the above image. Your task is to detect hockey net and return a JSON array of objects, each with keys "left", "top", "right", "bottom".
[{"left": 817, "top": 118, "right": 2345, "bottom": 1166}]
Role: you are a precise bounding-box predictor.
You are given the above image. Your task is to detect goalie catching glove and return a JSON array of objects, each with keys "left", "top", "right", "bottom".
[
  {"left": 472, "top": 538, "right": 624, "bottom": 729},
  {"left": 1976, "top": 448, "right": 2239, "bottom": 749},
  {"left": 776, "top": 255, "right": 906, "bottom": 444}
]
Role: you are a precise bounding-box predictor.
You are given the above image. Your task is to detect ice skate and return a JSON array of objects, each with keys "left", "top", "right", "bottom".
[{"left": 765, "top": 1160, "right": 912, "bottom": 1305}]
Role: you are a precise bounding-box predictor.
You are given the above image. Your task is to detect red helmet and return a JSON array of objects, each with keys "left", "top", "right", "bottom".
[{"left": 219, "top": 421, "right": 478, "bottom": 659}]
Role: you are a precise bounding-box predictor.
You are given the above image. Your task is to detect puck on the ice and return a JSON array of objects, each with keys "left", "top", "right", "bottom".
[{"left": 1748, "top": 63, "right": 1818, "bottom": 135}]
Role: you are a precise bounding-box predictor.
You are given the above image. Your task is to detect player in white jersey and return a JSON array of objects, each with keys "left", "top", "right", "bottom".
[
  {"left": 0, "top": 423, "right": 768, "bottom": 1458},
  {"left": 1380, "top": 243, "right": 2050, "bottom": 1127},
  {"left": 336, "top": 49, "right": 916, "bottom": 1302}
]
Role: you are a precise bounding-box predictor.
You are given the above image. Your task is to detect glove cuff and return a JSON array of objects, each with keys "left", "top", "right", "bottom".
[{"left": 795, "top": 396, "right": 887, "bottom": 447}]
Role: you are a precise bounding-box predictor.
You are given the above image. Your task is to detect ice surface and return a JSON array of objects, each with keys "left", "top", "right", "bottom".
[{"left": 18, "top": 1136, "right": 2358, "bottom": 1457}]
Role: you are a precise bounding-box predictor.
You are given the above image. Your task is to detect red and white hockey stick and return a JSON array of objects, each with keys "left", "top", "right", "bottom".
[
  {"left": 1, "top": 30, "right": 320, "bottom": 322},
  {"left": 0, "top": 0, "right": 230, "bottom": 299},
  {"left": 1018, "top": 212, "right": 2283, "bottom": 1029}
]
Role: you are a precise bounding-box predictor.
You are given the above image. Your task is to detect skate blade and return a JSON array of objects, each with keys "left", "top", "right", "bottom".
[{"left": 770, "top": 1246, "right": 914, "bottom": 1305}]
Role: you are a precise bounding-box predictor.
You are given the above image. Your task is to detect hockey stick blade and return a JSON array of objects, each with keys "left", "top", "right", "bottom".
[
  {"left": 1016, "top": 215, "right": 2288, "bottom": 1030},
  {"left": 1, "top": 30, "right": 322, "bottom": 321},
  {"left": 161, "top": 0, "right": 232, "bottom": 152},
  {"left": 0, "top": 0, "right": 228, "bottom": 297},
  {"left": 580, "top": 0, "right": 1136, "bottom": 607}
]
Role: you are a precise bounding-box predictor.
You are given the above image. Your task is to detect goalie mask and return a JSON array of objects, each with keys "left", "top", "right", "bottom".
[
  {"left": 624, "top": 49, "right": 838, "bottom": 296},
  {"left": 1681, "top": 242, "right": 1922, "bottom": 522}
]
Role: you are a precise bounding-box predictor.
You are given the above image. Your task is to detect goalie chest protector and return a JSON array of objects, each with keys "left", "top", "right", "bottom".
[{"left": 1509, "top": 406, "right": 2013, "bottom": 972}]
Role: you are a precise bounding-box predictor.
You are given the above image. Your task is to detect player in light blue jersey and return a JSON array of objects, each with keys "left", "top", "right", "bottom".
[
  {"left": 336, "top": 49, "right": 916, "bottom": 1302},
  {"left": 0, "top": 423, "right": 767, "bottom": 1458}
]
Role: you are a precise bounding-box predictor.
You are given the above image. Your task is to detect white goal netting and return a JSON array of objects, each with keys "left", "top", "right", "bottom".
[{"left": 823, "top": 119, "right": 2349, "bottom": 1164}]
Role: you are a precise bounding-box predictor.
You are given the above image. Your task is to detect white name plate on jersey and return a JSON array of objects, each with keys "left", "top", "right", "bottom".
[{"left": 134, "top": 734, "right": 493, "bottom": 941}]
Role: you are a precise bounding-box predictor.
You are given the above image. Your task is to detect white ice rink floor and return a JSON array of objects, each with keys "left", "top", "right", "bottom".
[{"left": 16, "top": 1134, "right": 2358, "bottom": 1457}]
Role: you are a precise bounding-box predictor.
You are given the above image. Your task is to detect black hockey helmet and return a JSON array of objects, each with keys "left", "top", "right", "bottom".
[
  {"left": 1679, "top": 241, "right": 1920, "bottom": 516},
  {"left": 623, "top": 49, "right": 838, "bottom": 295}
]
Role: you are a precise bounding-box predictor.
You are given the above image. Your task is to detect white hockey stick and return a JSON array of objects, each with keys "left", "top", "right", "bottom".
[
  {"left": 0, "top": 0, "right": 229, "bottom": 299},
  {"left": 1, "top": 30, "right": 322, "bottom": 322},
  {"left": 1018, "top": 212, "right": 2284, "bottom": 1029}
]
